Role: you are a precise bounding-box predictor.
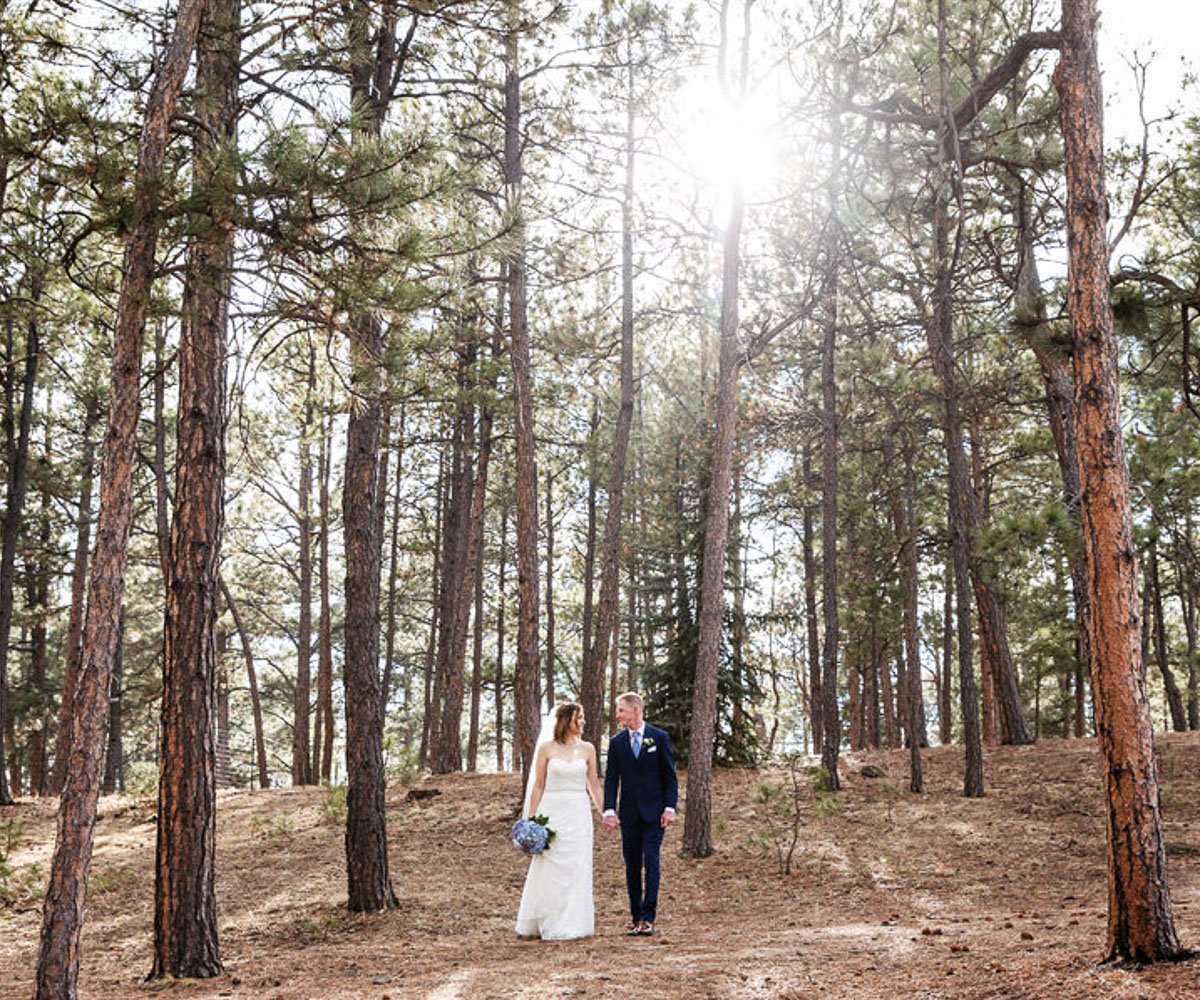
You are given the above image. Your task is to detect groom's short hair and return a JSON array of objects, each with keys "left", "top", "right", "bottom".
[{"left": 617, "top": 692, "right": 643, "bottom": 711}]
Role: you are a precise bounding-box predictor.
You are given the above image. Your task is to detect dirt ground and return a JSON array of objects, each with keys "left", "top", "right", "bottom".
[{"left": 3, "top": 735, "right": 1200, "bottom": 999}]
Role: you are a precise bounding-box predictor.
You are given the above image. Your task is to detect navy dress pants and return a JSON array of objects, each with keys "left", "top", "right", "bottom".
[{"left": 621, "top": 819, "right": 664, "bottom": 922}]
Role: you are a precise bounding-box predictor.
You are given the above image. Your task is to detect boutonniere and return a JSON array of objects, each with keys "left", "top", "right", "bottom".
[{"left": 642, "top": 737, "right": 656, "bottom": 749}]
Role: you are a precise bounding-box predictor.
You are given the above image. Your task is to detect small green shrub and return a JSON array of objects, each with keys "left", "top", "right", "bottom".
[
  {"left": 387, "top": 744, "right": 421, "bottom": 786},
  {"left": 751, "top": 754, "right": 807, "bottom": 875},
  {"left": 90, "top": 864, "right": 138, "bottom": 895},
  {"left": 250, "top": 811, "right": 294, "bottom": 840},
  {"left": 125, "top": 760, "right": 159, "bottom": 796},
  {"left": 879, "top": 779, "right": 903, "bottom": 825},
  {"left": 320, "top": 783, "right": 347, "bottom": 826},
  {"left": 0, "top": 823, "right": 41, "bottom": 908}
]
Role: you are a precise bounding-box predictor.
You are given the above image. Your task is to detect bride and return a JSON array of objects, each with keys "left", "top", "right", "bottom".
[{"left": 515, "top": 702, "right": 604, "bottom": 940}]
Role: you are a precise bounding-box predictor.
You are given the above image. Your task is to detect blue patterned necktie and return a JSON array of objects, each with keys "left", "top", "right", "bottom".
[{"left": 631, "top": 730, "right": 641, "bottom": 758}]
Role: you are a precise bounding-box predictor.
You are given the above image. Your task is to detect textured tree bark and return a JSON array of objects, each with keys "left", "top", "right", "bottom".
[
  {"left": 314, "top": 411, "right": 335, "bottom": 784},
  {"left": 340, "top": 0, "right": 411, "bottom": 913},
  {"left": 466, "top": 532, "right": 485, "bottom": 772},
  {"left": 1013, "top": 202, "right": 1093, "bottom": 729},
  {"left": 342, "top": 302, "right": 396, "bottom": 908},
  {"left": 28, "top": 418, "right": 52, "bottom": 796},
  {"left": 220, "top": 578, "right": 268, "bottom": 789},
  {"left": 420, "top": 446, "right": 446, "bottom": 770},
  {"left": 581, "top": 401, "right": 599, "bottom": 730},
  {"left": 1147, "top": 541, "right": 1187, "bottom": 731},
  {"left": 429, "top": 351, "right": 475, "bottom": 773},
  {"left": 151, "top": 324, "right": 172, "bottom": 588},
  {"left": 0, "top": 268, "right": 41, "bottom": 804},
  {"left": 505, "top": 28, "right": 542, "bottom": 785},
  {"left": 801, "top": 446, "right": 822, "bottom": 756},
  {"left": 900, "top": 443, "right": 928, "bottom": 791},
  {"left": 215, "top": 629, "right": 230, "bottom": 790},
  {"left": 1057, "top": 0, "right": 1182, "bottom": 962},
  {"left": 381, "top": 402, "right": 406, "bottom": 722},
  {"left": 35, "top": 2, "right": 206, "bottom": 994},
  {"left": 925, "top": 2, "right": 1045, "bottom": 753},
  {"left": 101, "top": 614, "right": 124, "bottom": 794},
  {"left": 582, "top": 39, "right": 638, "bottom": 752},
  {"left": 294, "top": 362, "right": 315, "bottom": 786},
  {"left": 819, "top": 98, "right": 843, "bottom": 792},
  {"left": 544, "top": 471, "right": 556, "bottom": 711},
  {"left": 495, "top": 498, "right": 509, "bottom": 771},
  {"left": 432, "top": 321, "right": 495, "bottom": 773},
  {"left": 150, "top": 0, "right": 239, "bottom": 975},
  {"left": 680, "top": 3, "right": 755, "bottom": 844},
  {"left": 49, "top": 398, "right": 98, "bottom": 796},
  {"left": 683, "top": 128, "right": 745, "bottom": 859},
  {"left": 930, "top": 0, "right": 983, "bottom": 795}
]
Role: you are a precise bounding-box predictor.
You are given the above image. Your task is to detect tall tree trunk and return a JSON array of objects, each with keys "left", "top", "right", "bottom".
[
  {"left": 1057, "top": 0, "right": 1182, "bottom": 961},
  {"left": 683, "top": 0, "right": 752, "bottom": 859},
  {"left": 28, "top": 418, "right": 51, "bottom": 797},
  {"left": 931, "top": 0, "right": 983, "bottom": 796},
  {"left": 294, "top": 354, "right": 316, "bottom": 786},
  {"left": 802, "top": 446, "right": 822, "bottom": 756},
  {"left": 1147, "top": 539, "right": 1186, "bottom": 731},
  {"left": 903, "top": 457, "right": 926, "bottom": 788},
  {"left": 1013, "top": 193, "right": 1093, "bottom": 724},
  {"left": 340, "top": 1, "right": 412, "bottom": 912},
  {"left": 429, "top": 354, "right": 475, "bottom": 773},
  {"left": 220, "top": 578, "right": 268, "bottom": 790},
  {"left": 433, "top": 321, "right": 495, "bottom": 773},
  {"left": 544, "top": 469, "right": 556, "bottom": 711},
  {"left": 49, "top": 398, "right": 99, "bottom": 796},
  {"left": 818, "top": 99, "right": 843, "bottom": 791},
  {"left": 582, "top": 35, "right": 638, "bottom": 752},
  {"left": 381, "top": 404, "right": 406, "bottom": 720},
  {"left": 0, "top": 268, "right": 41, "bottom": 804},
  {"left": 35, "top": 3, "right": 206, "bottom": 994},
  {"left": 467, "top": 534, "right": 485, "bottom": 772},
  {"left": 152, "top": 322, "right": 172, "bottom": 586},
  {"left": 939, "top": 557, "right": 954, "bottom": 745},
  {"left": 101, "top": 614, "right": 124, "bottom": 794},
  {"left": 495, "top": 496, "right": 509, "bottom": 771},
  {"left": 505, "top": 28, "right": 541, "bottom": 783},
  {"left": 927, "top": 1, "right": 1030, "bottom": 755},
  {"left": 315, "top": 408, "right": 335, "bottom": 783},
  {"left": 1178, "top": 531, "right": 1200, "bottom": 730},
  {"left": 581, "top": 398, "right": 598, "bottom": 702},
  {"left": 868, "top": 624, "right": 884, "bottom": 748},
  {"left": 421, "top": 445, "right": 446, "bottom": 770},
  {"left": 151, "top": 0, "right": 239, "bottom": 973},
  {"left": 215, "top": 628, "right": 230, "bottom": 789},
  {"left": 847, "top": 651, "right": 861, "bottom": 751}
]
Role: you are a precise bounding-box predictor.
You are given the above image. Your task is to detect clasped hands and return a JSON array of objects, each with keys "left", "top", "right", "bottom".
[{"left": 601, "top": 811, "right": 674, "bottom": 832}]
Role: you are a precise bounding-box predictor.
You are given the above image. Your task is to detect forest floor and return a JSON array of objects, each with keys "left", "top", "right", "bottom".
[{"left": 3, "top": 735, "right": 1200, "bottom": 999}]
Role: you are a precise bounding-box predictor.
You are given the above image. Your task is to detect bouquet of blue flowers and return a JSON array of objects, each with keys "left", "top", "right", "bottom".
[{"left": 511, "top": 814, "right": 557, "bottom": 854}]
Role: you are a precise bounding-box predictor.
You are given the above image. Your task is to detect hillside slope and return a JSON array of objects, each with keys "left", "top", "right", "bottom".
[{"left": 2, "top": 735, "right": 1199, "bottom": 999}]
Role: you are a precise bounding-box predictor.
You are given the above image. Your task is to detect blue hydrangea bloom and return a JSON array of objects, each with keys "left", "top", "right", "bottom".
[{"left": 512, "top": 817, "right": 551, "bottom": 854}]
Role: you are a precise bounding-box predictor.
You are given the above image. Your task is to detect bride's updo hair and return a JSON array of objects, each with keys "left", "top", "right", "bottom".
[{"left": 553, "top": 702, "right": 582, "bottom": 744}]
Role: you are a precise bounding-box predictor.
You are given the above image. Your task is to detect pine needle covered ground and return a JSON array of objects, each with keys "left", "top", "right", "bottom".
[{"left": 3, "top": 735, "right": 1200, "bottom": 999}]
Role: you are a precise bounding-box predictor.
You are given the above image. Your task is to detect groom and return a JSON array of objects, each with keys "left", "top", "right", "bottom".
[{"left": 602, "top": 692, "right": 678, "bottom": 936}]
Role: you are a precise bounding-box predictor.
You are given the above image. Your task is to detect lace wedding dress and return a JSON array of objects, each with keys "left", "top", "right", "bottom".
[{"left": 515, "top": 757, "right": 594, "bottom": 940}]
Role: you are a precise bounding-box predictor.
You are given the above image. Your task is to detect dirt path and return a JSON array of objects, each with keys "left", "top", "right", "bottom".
[{"left": 3, "top": 736, "right": 1199, "bottom": 998}]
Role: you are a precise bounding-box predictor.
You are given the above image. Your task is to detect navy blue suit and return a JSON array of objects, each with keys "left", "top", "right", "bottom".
[{"left": 603, "top": 724, "right": 678, "bottom": 923}]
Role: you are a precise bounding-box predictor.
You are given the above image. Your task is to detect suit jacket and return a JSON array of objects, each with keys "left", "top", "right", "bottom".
[{"left": 603, "top": 723, "right": 679, "bottom": 824}]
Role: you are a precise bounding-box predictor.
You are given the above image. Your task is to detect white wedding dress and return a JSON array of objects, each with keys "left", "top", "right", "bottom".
[{"left": 515, "top": 757, "right": 594, "bottom": 940}]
